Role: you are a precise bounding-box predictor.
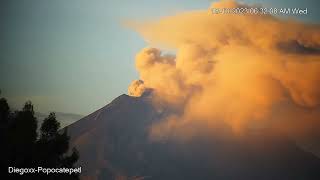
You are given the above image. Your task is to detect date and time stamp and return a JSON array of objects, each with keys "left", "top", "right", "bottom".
[{"left": 211, "top": 7, "right": 308, "bottom": 16}]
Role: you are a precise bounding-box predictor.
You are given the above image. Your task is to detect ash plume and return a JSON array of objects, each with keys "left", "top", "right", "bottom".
[{"left": 127, "top": 0, "right": 320, "bottom": 146}]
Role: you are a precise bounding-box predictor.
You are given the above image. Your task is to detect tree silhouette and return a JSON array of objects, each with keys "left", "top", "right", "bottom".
[
  {"left": 36, "top": 112, "right": 79, "bottom": 180},
  {"left": 9, "top": 101, "right": 38, "bottom": 169},
  {"left": 0, "top": 97, "right": 9, "bottom": 124},
  {"left": 0, "top": 93, "right": 80, "bottom": 180},
  {"left": 40, "top": 113, "right": 60, "bottom": 140},
  {"left": 0, "top": 96, "right": 11, "bottom": 179}
]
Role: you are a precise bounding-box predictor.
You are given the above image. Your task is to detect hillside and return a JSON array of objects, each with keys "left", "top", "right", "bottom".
[{"left": 67, "top": 94, "right": 320, "bottom": 180}]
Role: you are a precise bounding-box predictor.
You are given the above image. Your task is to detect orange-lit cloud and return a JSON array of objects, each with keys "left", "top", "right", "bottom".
[
  {"left": 128, "top": 80, "right": 147, "bottom": 97},
  {"left": 127, "top": 0, "right": 320, "bottom": 144}
]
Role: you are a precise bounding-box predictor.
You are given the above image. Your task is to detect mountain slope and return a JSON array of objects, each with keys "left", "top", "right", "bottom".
[{"left": 66, "top": 94, "right": 320, "bottom": 180}]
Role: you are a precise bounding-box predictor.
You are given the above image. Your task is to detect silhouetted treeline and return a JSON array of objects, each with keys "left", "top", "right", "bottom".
[{"left": 0, "top": 94, "right": 79, "bottom": 180}]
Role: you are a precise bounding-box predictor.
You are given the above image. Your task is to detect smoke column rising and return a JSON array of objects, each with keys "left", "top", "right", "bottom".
[{"left": 127, "top": 0, "right": 320, "bottom": 145}]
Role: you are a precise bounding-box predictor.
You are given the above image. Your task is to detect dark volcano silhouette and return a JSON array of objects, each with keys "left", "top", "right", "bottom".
[{"left": 66, "top": 94, "right": 320, "bottom": 180}]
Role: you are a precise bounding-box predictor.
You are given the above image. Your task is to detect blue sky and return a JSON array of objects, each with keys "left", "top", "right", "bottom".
[{"left": 0, "top": 0, "right": 319, "bottom": 115}]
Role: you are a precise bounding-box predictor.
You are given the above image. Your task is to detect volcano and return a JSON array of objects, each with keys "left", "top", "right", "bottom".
[{"left": 66, "top": 94, "right": 320, "bottom": 180}]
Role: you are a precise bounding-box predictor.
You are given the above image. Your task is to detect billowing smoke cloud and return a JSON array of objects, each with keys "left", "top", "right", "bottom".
[
  {"left": 127, "top": 0, "right": 320, "bottom": 144},
  {"left": 128, "top": 80, "right": 146, "bottom": 97}
]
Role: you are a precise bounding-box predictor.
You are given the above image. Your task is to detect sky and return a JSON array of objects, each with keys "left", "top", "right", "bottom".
[{"left": 0, "top": 0, "right": 319, "bottom": 115}]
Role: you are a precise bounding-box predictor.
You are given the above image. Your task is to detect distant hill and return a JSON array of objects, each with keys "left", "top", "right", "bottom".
[
  {"left": 66, "top": 94, "right": 320, "bottom": 180},
  {"left": 36, "top": 112, "right": 83, "bottom": 129}
]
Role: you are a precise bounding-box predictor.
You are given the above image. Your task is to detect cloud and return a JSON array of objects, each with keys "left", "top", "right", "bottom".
[
  {"left": 128, "top": 80, "right": 147, "bottom": 97},
  {"left": 127, "top": 0, "right": 320, "bottom": 144}
]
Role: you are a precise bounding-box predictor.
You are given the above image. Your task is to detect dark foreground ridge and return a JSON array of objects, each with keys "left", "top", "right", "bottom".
[{"left": 66, "top": 94, "right": 320, "bottom": 180}]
